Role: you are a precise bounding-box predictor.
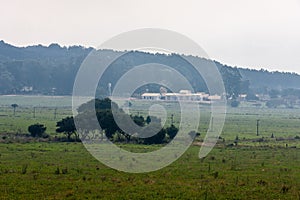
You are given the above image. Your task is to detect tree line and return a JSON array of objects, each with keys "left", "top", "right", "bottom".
[
  {"left": 0, "top": 40, "right": 245, "bottom": 98},
  {"left": 28, "top": 98, "right": 182, "bottom": 144},
  {"left": 3, "top": 40, "right": 300, "bottom": 98}
]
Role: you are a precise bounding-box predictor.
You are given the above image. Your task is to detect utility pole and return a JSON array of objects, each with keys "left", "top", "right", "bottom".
[
  {"left": 54, "top": 108, "right": 57, "bottom": 119},
  {"left": 171, "top": 114, "right": 174, "bottom": 125},
  {"left": 33, "top": 107, "right": 36, "bottom": 118},
  {"left": 210, "top": 117, "right": 214, "bottom": 131},
  {"left": 256, "top": 119, "right": 259, "bottom": 136}
]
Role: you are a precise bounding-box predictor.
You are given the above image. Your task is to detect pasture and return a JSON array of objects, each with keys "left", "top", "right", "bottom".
[
  {"left": 1, "top": 143, "right": 300, "bottom": 199},
  {"left": 1, "top": 95, "right": 300, "bottom": 199}
]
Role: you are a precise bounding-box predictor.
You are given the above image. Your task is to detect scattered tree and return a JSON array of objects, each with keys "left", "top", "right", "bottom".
[
  {"left": 11, "top": 103, "right": 18, "bottom": 116},
  {"left": 146, "top": 116, "right": 151, "bottom": 124},
  {"left": 56, "top": 116, "right": 77, "bottom": 141},
  {"left": 234, "top": 135, "right": 239, "bottom": 145},
  {"left": 220, "top": 66, "right": 243, "bottom": 99},
  {"left": 132, "top": 115, "right": 145, "bottom": 126},
  {"left": 28, "top": 123, "right": 46, "bottom": 137},
  {"left": 269, "top": 89, "right": 279, "bottom": 99},
  {"left": 143, "top": 128, "right": 166, "bottom": 145},
  {"left": 166, "top": 124, "right": 178, "bottom": 139},
  {"left": 246, "top": 91, "right": 259, "bottom": 101},
  {"left": 231, "top": 100, "right": 240, "bottom": 107},
  {"left": 188, "top": 130, "right": 200, "bottom": 139}
]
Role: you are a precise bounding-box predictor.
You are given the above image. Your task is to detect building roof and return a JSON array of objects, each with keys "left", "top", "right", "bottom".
[{"left": 141, "top": 93, "right": 161, "bottom": 97}]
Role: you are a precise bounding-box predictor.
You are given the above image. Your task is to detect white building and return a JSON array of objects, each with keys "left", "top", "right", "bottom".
[
  {"left": 141, "top": 90, "right": 221, "bottom": 102},
  {"left": 141, "top": 93, "right": 161, "bottom": 100}
]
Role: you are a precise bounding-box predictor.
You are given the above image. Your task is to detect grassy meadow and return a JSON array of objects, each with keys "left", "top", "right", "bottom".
[{"left": 1, "top": 95, "right": 300, "bottom": 199}]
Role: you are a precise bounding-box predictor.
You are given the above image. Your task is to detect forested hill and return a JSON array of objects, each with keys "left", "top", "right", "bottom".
[
  {"left": 0, "top": 40, "right": 92, "bottom": 95},
  {"left": 0, "top": 40, "right": 299, "bottom": 96},
  {"left": 238, "top": 68, "right": 300, "bottom": 91}
]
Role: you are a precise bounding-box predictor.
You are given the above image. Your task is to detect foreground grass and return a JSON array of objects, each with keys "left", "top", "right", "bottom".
[
  {"left": 1, "top": 142, "right": 300, "bottom": 199},
  {"left": 1, "top": 96, "right": 300, "bottom": 199}
]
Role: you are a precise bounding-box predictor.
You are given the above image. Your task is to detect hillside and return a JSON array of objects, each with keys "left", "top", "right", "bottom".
[
  {"left": 239, "top": 68, "right": 300, "bottom": 91},
  {"left": 0, "top": 40, "right": 299, "bottom": 96}
]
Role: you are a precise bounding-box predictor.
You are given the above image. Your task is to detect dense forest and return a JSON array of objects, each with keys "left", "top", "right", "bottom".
[{"left": 0, "top": 40, "right": 299, "bottom": 97}]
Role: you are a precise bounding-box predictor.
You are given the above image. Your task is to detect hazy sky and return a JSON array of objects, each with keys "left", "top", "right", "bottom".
[{"left": 1, "top": 0, "right": 300, "bottom": 73}]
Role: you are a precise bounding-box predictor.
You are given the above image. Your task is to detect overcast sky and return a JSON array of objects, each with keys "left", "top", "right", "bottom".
[{"left": 1, "top": 0, "right": 300, "bottom": 73}]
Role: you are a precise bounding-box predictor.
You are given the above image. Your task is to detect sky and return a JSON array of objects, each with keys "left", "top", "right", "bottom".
[{"left": 1, "top": 0, "right": 300, "bottom": 73}]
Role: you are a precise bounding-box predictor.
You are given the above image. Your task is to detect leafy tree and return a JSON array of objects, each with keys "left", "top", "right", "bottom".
[
  {"left": 77, "top": 98, "right": 116, "bottom": 113},
  {"left": 246, "top": 91, "right": 259, "bottom": 101},
  {"left": 230, "top": 100, "right": 240, "bottom": 107},
  {"left": 11, "top": 103, "right": 18, "bottom": 116},
  {"left": 28, "top": 123, "right": 46, "bottom": 137},
  {"left": 220, "top": 66, "right": 242, "bottom": 99},
  {"left": 56, "top": 116, "right": 77, "bottom": 141},
  {"left": 269, "top": 89, "right": 279, "bottom": 99},
  {"left": 96, "top": 109, "right": 121, "bottom": 139},
  {"left": 266, "top": 99, "right": 284, "bottom": 108},
  {"left": 239, "top": 79, "right": 250, "bottom": 94},
  {"left": 76, "top": 98, "right": 175, "bottom": 144},
  {"left": 188, "top": 130, "right": 200, "bottom": 139},
  {"left": 143, "top": 128, "right": 166, "bottom": 145},
  {"left": 0, "top": 64, "right": 15, "bottom": 94},
  {"left": 146, "top": 116, "right": 151, "bottom": 124},
  {"left": 112, "top": 131, "right": 126, "bottom": 143},
  {"left": 166, "top": 124, "right": 178, "bottom": 139},
  {"left": 76, "top": 98, "right": 122, "bottom": 139},
  {"left": 234, "top": 135, "right": 239, "bottom": 145},
  {"left": 132, "top": 115, "right": 145, "bottom": 126}
]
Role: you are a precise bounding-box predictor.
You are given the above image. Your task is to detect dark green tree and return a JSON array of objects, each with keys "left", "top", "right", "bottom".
[
  {"left": 143, "top": 128, "right": 167, "bottom": 145},
  {"left": 246, "top": 91, "right": 259, "bottom": 101},
  {"left": 56, "top": 116, "right": 77, "bottom": 141},
  {"left": 77, "top": 98, "right": 116, "bottom": 113},
  {"left": 11, "top": 103, "right": 18, "bottom": 116},
  {"left": 234, "top": 135, "right": 239, "bottom": 145},
  {"left": 220, "top": 66, "right": 243, "bottom": 99},
  {"left": 146, "top": 116, "right": 151, "bottom": 124},
  {"left": 28, "top": 123, "right": 46, "bottom": 137},
  {"left": 96, "top": 110, "right": 121, "bottom": 139},
  {"left": 166, "top": 124, "right": 178, "bottom": 139},
  {"left": 76, "top": 98, "right": 122, "bottom": 139},
  {"left": 132, "top": 115, "right": 145, "bottom": 126},
  {"left": 269, "top": 89, "right": 279, "bottom": 99},
  {"left": 76, "top": 98, "right": 170, "bottom": 144},
  {"left": 230, "top": 100, "right": 240, "bottom": 107}
]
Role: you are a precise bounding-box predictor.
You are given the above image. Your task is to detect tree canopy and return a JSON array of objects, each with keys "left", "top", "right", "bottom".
[
  {"left": 56, "top": 116, "right": 77, "bottom": 141},
  {"left": 28, "top": 123, "right": 47, "bottom": 137},
  {"left": 75, "top": 98, "right": 179, "bottom": 144}
]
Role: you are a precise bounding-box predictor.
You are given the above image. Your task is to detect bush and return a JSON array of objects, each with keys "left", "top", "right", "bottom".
[
  {"left": 231, "top": 100, "right": 240, "bottom": 107},
  {"left": 28, "top": 123, "right": 47, "bottom": 137},
  {"left": 143, "top": 129, "right": 167, "bottom": 145},
  {"left": 166, "top": 125, "right": 178, "bottom": 139},
  {"left": 246, "top": 92, "right": 259, "bottom": 101},
  {"left": 112, "top": 131, "right": 126, "bottom": 143},
  {"left": 188, "top": 131, "right": 200, "bottom": 139}
]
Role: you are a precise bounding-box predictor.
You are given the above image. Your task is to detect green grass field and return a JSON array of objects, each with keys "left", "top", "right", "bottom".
[
  {"left": 1, "top": 143, "right": 300, "bottom": 199},
  {"left": 1, "top": 95, "right": 300, "bottom": 199}
]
